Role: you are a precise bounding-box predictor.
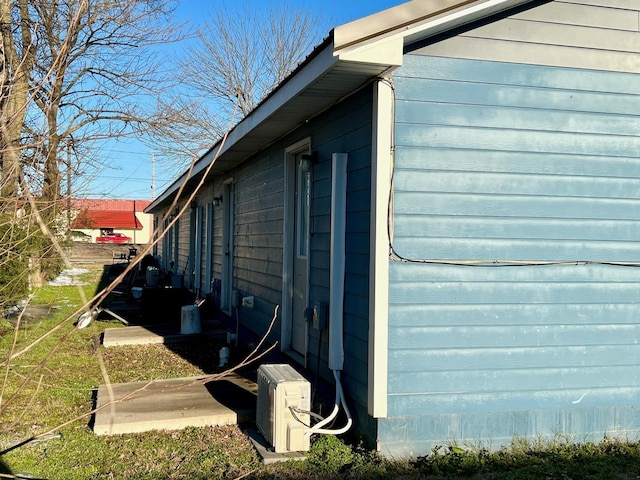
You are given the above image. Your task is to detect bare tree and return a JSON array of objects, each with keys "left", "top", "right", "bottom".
[
  {"left": 2, "top": 0, "right": 183, "bottom": 218},
  {"left": 0, "top": 0, "right": 184, "bottom": 306},
  {"left": 146, "top": 1, "right": 327, "bottom": 172},
  {"left": 32, "top": 0, "right": 183, "bottom": 208},
  {"left": 0, "top": 0, "right": 37, "bottom": 212}
]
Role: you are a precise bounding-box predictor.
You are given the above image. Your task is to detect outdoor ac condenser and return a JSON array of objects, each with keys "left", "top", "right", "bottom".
[{"left": 256, "top": 364, "right": 310, "bottom": 453}]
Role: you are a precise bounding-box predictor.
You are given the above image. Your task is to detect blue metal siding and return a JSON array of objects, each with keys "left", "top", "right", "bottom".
[
  {"left": 382, "top": 53, "right": 640, "bottom": 455},
  {"left": 378, "top": 406, "right": 640, "bottom": 458}
]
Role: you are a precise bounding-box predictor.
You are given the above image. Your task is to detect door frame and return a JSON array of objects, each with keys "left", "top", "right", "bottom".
[
  {"left": 221, "top": 178, "right": 235, "bottom": 315},
  {"left": 204, "top": 202, "right": 214, "bottom": 296},
  {"left": 282, "top": 138, "right": 311, "bottom": 364}
]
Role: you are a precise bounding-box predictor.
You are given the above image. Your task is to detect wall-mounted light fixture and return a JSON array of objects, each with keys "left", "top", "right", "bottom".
[
  {"left": 299, "top": 153, "right": 316, "bottom": 173},
  {"left": 213, "top": 196, "right": 223, "bottom": 207},
  {"left": 169, "top": 207, "right": 179, "bottom": 220}
]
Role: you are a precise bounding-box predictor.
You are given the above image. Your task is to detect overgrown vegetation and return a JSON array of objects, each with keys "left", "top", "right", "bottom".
[
  {"left": 2, "top": 261, "right": 640, "bottom": 479},
  {"left": 0, "top": 212, "right": 64, "bottom": 309},
  {"left": 0, "top": 213, "right": 30, "bottom": 307}
]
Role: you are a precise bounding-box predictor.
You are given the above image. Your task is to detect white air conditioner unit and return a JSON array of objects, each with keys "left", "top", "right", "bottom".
[{"left": 256, "top": 364, "right": 311, "bottom": 453}]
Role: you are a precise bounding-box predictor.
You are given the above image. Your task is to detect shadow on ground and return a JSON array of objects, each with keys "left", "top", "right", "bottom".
[
  {"left": 92, "top": 260, "right": 264, "bottom": 385},
  {"left": 205, "top": 379, "right": 258, "bottom": 412},
  {"left": 0, "top": 458, "right": 11, "bottom": 476},
  {"left": 93, "top": 259, "right": 195, "bottom": 327}
]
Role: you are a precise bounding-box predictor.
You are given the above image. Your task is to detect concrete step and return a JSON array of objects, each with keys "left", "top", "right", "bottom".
[
  {"left": 93, "top": 374, "right": 257, "bottom": 435},
  {"left": 102, "top": 323, "right": 226, "bottom": 347}
]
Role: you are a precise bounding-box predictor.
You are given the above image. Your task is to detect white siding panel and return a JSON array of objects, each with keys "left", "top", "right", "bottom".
[
  {"left": 423, "top": 37, "right": 640, "bottom": 73},
  {"left": 562, "top": 0, "right": 640, "bottom": 9},
  {"left": 467, "top": 19, "right": 640, "bottom": 53}
]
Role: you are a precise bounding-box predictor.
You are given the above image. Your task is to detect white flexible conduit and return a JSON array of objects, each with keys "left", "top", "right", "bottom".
[
  {"left": 306, "top": 153, "right": 353, "bottom": 437},
  {"left": 306, "top": 371, "right": 353, "bottom": 435}
]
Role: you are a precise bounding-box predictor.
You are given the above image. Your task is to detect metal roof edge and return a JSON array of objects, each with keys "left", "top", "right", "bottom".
[{"left": 146, "top": 39, "right": 338, "bottom": 213}]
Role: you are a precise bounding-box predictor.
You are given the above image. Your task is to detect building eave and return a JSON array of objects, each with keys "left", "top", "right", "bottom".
[
  {"left": 146, "top": 0, "right": 536, "bottom": 214},
  {"left": 334, "top": 0, "right": 536, "bottom": 55}
]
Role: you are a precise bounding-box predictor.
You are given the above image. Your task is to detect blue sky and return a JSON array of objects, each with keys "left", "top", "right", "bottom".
[
  {"left": 84, "top": 0, "right": 404, "bottom": 199},
  {"left": 84, "top": 0, "right": 404, "bottom": 200},
  {"left": 175, "top": 0, "right": 404, "bottom": 25}
]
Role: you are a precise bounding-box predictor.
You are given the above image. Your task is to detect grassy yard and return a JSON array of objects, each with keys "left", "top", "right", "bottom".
[{"left": 2, "top": 262, "right": 640, "bottom": 479}]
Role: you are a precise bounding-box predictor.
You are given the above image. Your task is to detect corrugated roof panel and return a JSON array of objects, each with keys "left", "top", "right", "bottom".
[{"left": 71, "top": 210, "right": 143, "bottom": 229}]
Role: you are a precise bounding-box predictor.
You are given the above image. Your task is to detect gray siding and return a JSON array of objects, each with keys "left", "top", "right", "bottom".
[
  {"left": 232, "top": 153, "right": 285, "bottom": 333},
  {"left": 153, "top": 203, "right": 190, "bottom": 284},
  {"left": 420, "top": 0, "right": 640, "bottom": 74},
  {"left": 210, "top": 190, "right": 223, "bottom": 298},
  {"left": 202, "top": 87, "right": 374, "bottom": 439},
  {"left": 176, "top": 208, "right": 191, "bottom": 280},
  {"left": 380, "top": 19, "right": 640, "bottom": 456},
  {"left": 181, "top": 88, "right": 376, "bottom": 439}
]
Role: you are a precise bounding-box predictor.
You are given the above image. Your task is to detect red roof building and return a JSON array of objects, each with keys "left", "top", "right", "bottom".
[
  {"left": 71, "top": 199, "right": 151, "bottom": 213},
  {"left": 69, "top": 198, "right": 153, "bottom": 243},
  {"left": 71, "top": 210, "right": 143, "bottom": 229}
]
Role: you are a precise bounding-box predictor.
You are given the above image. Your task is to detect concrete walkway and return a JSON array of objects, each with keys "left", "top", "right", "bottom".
[{"left": 94, "top": 322, "right": 310, "bottom": 463}]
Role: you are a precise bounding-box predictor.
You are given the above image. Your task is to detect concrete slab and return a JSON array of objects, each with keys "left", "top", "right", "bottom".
[
  {"left": 93, "top": 374, "right": 256, "bottom": 435},
  {"left": 102, "top": 323, "right": 226, "bottom": 347},
  {"left": 102, "top": 325, "right": 179, "bottom": 347},
  {"left": 246, "top": 428, "right": 308, "bottom": 464}
]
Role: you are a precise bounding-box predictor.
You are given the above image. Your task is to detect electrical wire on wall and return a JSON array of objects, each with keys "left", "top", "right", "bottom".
[{"left": 381, "top": 78, "right": 640, "bottom": 270}]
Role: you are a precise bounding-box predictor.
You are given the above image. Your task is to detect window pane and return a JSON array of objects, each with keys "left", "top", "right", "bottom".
[{"left": 297, "top": 169, "right": 310, "bottom": 257}]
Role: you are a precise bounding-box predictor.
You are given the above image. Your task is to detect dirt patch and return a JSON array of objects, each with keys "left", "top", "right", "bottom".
[{"left": 4, "top": 303, "right": 58, "bottom": 324}]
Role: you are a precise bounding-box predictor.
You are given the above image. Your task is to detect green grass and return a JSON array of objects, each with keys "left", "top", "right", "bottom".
[
  {"left": 4, "top": 426, "right": 261, "bottom": 479},
  {"left": 3, "top": 263, "right": 640, "bottom": 479}
]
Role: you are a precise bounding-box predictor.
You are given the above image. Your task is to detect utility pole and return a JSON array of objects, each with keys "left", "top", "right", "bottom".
[{"left": 151, "top": 152, "right": 155, "bottom": 200}]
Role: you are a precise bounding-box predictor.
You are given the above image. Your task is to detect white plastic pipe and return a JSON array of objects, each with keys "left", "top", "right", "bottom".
[{"left": 329, "top": 153, "right": 347, "bottom": 371}]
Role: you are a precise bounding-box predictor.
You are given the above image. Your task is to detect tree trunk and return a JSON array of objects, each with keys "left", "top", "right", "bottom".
[{"left": 0, "top": 0, "right": 36, "bottom": 213}]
